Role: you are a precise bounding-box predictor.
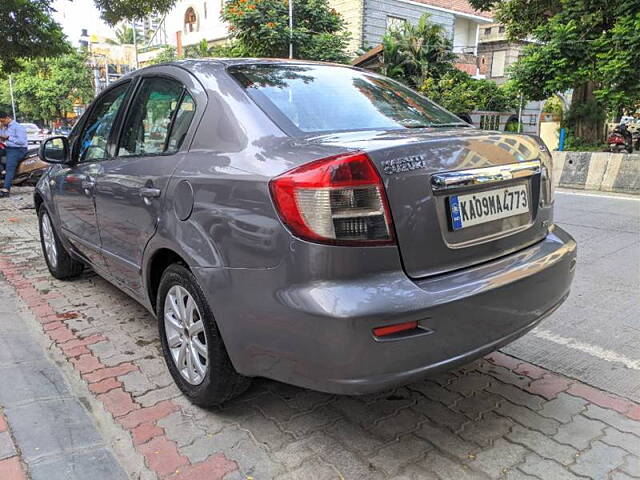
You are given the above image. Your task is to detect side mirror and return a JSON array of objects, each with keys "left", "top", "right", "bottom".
[{"left": 39, "top": 136, "right": 70, "bottom": 164}]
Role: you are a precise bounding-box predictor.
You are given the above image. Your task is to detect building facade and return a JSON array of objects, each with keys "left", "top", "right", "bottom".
[
  {"left": 144, "top": 0, "right": 228, "bottom": 57},
  {"left": 330, "top": 0, "right": 493, "bottom": 63}
]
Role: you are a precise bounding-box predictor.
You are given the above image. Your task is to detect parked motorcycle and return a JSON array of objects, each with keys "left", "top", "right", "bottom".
[
  {"left": 608, "top": 123, "right": 634, "bottom": 153},
  {"left": 0, "top": 142, "right": 49, "bottom": 186}
]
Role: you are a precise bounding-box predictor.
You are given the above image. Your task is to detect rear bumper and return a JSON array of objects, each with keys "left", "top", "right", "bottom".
[{"left": 195, "top": 225, "right": 576, "bottom": 395}]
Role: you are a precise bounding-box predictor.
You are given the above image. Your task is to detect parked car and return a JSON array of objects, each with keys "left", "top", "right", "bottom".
[
  {"left": 21, "top": 123, "right": 48, "bottom": 144},
  {"left": 35, "top": 60, "right": 577, "bottom": 406},
  {"left": 54, "top": 126, "right": 73, "bottom": 136}
]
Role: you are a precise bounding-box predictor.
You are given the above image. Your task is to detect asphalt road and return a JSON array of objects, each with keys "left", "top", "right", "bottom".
[{"left": 504, "top": 189, "right": 640, "bottom": 402}]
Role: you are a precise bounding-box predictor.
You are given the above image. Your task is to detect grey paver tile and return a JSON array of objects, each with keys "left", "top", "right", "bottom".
[
  {"left": 368, "top": 434, "right": 432, "bottom": 475},
  {"left": 29, "top": 447, "right": 128, "bottom": 480},
  {"left": 554, "top": 415, "right": 607, "bottom": 450},
  {"left": 0, "top": 430, "right": 16, "bottom": 460},
  {"left": 419, "top": 450, "right": 489, "bottom": 480},
  {"left": 507, "top": 424, "right": 578, "bottom": 465},
  {"left": 496, "top": 401, "right": 560, "bottom": 435},
  {"left": 459, "top": 411, "right": 514, "bottom": 447},
  {"left": 620, "top": 455, "right": 640, "bottom": 477},
  {"left": 5, "top": 397, "right": 103, "bottom": 462},
  {"left": 569, "top": 441, "right": 627, "bottom": 478},
  {"left": 324, "top": 419, "right": 385, "bottom": 456},
  {"left": 469, "top": 438, "right": 527, "bottom": 478},
  {"left": 601, "top": 427, "right": 640, "bottom": 456},
  {"left": 583, "top": 405, "right": 640, "bottom": 436},
  {"left": 519, "top": 453, "right": 584, "bottom": 480},
  {"left": 538, "top": 392, "right": 587, "bottom": 423},
  {"left": 416, "top": 421, "right": 478, "bottom": 460}
]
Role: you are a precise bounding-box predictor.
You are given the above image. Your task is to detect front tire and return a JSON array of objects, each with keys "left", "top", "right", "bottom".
[
  {"left": 157, "top": 264, "right": 251, "bottom": 406},
  {"left": 38, "top": 205, "right": 84, "bottom": 280}
]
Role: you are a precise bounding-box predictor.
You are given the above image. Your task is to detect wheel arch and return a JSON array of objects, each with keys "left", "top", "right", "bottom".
[{"left": 146, "top": 247, "right": 191, "bottom": 314}]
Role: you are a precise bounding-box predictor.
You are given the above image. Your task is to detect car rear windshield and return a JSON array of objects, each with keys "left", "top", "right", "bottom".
[{"left": 227, "top": 64, "right": 466, "bottom": 134}]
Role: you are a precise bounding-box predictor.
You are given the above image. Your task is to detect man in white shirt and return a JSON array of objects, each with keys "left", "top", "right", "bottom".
[{"left": 0, "top": 111, "right": 28, "bottom": 197}]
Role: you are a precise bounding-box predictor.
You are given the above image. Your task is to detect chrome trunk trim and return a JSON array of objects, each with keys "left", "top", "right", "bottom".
[{"left": 431, "top": 160, "right": 541, "bottom": 192}]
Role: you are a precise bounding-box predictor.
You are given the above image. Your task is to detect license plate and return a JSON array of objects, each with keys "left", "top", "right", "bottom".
[{"left": 449, "top": 184, "right": 529, "bottom": 230}]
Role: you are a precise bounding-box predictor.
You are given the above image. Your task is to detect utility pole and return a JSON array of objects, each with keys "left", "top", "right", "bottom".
[
  {"left": 8, "top": 76, "right": 16, "bottom": 119},
  {"left": 132, "top": 22, "right": 140, "bottom": 69},
  {"left": 288, "top": 0, "right": 293, "bottom": 59}
]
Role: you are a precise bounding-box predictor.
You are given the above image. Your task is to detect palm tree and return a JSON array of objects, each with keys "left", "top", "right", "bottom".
[
  {"left": 106, "top": 26, "right": 136, "bottom": 45},
  {"left": 381, "top": 14, "right": 457, "bottom": 89}
]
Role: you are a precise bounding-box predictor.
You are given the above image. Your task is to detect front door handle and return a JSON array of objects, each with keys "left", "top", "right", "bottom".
[
  {"left": 139, "top": 187, "right": 161, "bottom": 205},
  {"left": 81, "top": 178, "right": 95, "bottom": 196}
]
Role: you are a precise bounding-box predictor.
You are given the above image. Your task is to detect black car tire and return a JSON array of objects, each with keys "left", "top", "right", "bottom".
[
  {"left": 157, "top": 264, "right": 251, "bottom": 406},
  {"left": 38, "top": 204, "right": 84, "bottom": 280}
]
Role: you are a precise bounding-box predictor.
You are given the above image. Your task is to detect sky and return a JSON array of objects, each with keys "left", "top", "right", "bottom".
[{"left": 52, "top": 0, "right": 114, "bottom": 45}]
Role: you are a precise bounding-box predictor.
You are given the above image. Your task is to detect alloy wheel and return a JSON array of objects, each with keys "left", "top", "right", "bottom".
[
  {"left": 41, "top": 212, "right": 58, "bottom": 269},
  {"left": 163, "top": 285, "right": 208, "bottom": 385}
]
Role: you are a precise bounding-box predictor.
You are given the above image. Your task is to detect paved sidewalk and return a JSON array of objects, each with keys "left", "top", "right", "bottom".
[
  {"left": 0, "top": 278, "right": 128, "bottom": 480},
  {"left": 0, "top": 187, "right": 639, "bottom": 480}
]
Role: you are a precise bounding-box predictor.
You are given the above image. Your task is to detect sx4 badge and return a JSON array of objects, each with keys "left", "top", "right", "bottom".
[{"left": 381, "top": 155, "right": 427, "bottom": 175}]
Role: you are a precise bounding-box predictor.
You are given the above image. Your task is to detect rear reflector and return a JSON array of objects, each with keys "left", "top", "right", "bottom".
[
  {"left": 373, "top": 321, "right": 418, "bottom": 337},
  {"left": 269, "top": 152, "right": 395, "bottom": 246}
]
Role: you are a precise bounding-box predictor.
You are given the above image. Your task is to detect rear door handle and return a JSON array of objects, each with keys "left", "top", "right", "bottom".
[
  {"left": 81, "top": 179, "right": 95, "bottom": 195},
  {"left": 139, "top": 187, "right": 161, "bottom": 198},
  {"left": 139, "top": 187, "right": 161, "bottom": 204}
]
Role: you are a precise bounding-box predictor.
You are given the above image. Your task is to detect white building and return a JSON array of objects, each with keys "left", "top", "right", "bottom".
[{"left": 144, "top": 0, "right": 228, "bottom": 56}]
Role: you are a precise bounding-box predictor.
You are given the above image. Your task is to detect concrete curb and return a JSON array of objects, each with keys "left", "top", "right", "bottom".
[{"left": 552, "top": 151, "right": 640, "bottom": 194}]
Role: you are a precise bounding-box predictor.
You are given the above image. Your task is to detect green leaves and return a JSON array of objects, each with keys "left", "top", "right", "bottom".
[
  {"left": 420, "top": 69, "right": 520, "bottom": 115},
  {"left": 221, "top": 0, "right": 350, "bottom": 62},
  {"left": 380, "top": 14, "right": 457, "bottom": 89},
  {"left": 5, "top": 50, "right": 94, "bottom": 123},
  {"left": 0, "top": 0, "right": 68, "bottom": 72}
]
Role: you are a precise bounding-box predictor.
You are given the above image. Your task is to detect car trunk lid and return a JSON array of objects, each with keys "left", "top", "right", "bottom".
[{"left": 308, "top": 128, "right": 549, "bottom": 278}]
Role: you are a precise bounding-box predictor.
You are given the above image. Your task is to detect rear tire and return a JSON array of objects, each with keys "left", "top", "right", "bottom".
[
  {"left": 157, "top": 264, "right": 251, "bottom": 406},
  {"left": 38, "top": 205, "right": 84, "bottom": 280}
]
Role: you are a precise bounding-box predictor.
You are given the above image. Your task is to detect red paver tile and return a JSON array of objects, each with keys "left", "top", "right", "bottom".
[
  {"left": 167, "top": 453, "right": 238, "bottom": 480},
  {"left": 514, "top": 362, "right": 547, "bottom": 380},
  {"left": 47, "top": 325, "right": 75, "bottom": 344},
  {"left": 567, "top": 383, "right": 634, "bottom": 414},
  {"left": 60, "top": 335, "right": 107, "bottom": 354},
  {"left": 486, "top": 351, "right": 523, "bottom": 371},
  {"left": 89, "top": 377, "right": 122, "bottom": 395},
  {"left": 43, "top": 320, "right": 64, "bottom": 331},
  {"left": 626, "top": 405, "right": 640, "bottom": 421},
  {"left": 71, "top": 354, "right": 104, "bottom": 374},
  {"left": 0, "top": 457, "right": 28, "bottom": 480},
  {"left": 131, "top": 422, "right": 164, "bottom": 446},
  {"left": 138, "top": 436, "right": 189, "bottom": 477},
  {"left": 83, "top": 363, "right": 138, "bottom": 383},
  {"left": 0, "top": 414, "right": 7, "bottom": 432},
  {"left": 98, "top": 388, "right": 140, "bottom": 418},
  {"left": 64, "top": 345, "right": 91, "bottom": 358},
  {"left": 119, "top": 400, "right": 180, "bottom": 430},
  {"left": 526, "top": 374, "right": 571, "bottom": 400}
]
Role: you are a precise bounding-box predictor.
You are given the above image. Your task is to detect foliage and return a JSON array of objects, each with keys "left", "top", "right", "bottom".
[
  {"left": 420, "top": 69, "right": 520, "bottom": 115},
  {"left": 221, "top": 0, "right": 350, "bottom": 62},
  {"left": 468, "top": 0, "right": 640, "bottom": 142},
  {"left": 380, "top": 14, "right": 457, "bottom": 89},
  {"left": 542, "top": 96, "right": 564, "bottom": 116},
  {"left": 0, "top": 0, "right": 69, "bottom": 72},
  {"left": 147, "top": 46, "right": 178, "bottom": 65},
  {"left": 2, "top": 50, "right": 94, "bottom": 123},
  {"left": 93, "top": 0, "right": 176, "bottom": 25},
  {"left": 183, "top": 40, "right": 212, "bottom": 58},
  {"left": 106, "top": 25, "right": 138, "bottom": 45}
]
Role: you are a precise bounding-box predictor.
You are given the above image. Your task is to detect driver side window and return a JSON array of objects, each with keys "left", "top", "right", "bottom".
[{"left": 77, "top": 83, "right": 130, "bottom": 162}]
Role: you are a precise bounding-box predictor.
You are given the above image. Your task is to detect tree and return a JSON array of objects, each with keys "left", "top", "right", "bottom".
[
  {"left": 421, "top": 69, "right": 520, "bottom": 115},
  {"left": 0, "top": 0, "right": 68, "bottom": 72},
  {"left": 221, "top": 0, "right": 351, "bottom": 62},
  {"left": 106, "top": 25, "right": 137, "bottom": 45},
  {"left": 468, "top": 0, "right": 640, "bottom": 144},
  {"left": 8, "top": 50, "right": 94, "bottom": 124},
  {"left": 380, "top": 14, "right": 457, "bottom": 89}
]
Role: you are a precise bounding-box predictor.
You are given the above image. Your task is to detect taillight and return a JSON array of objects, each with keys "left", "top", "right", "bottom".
[{"left": 269, "top": 152, "right": 395, "bottom": 246}]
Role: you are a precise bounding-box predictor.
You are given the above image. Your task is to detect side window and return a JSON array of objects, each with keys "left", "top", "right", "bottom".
[
  {"left": 166, "top": 93, "right": 196, "bottom": 152},
  {"left": 78, "top": 83, "right": 130, "bottom": 162},
  {"left": 117, "top": 78, "right": 185, "bottom": 157}
]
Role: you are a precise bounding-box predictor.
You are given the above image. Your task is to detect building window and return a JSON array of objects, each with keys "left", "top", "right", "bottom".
[
  {"left": 185, "top": 7, "right": 198, "bottom": 33},
  {"left": 499, "top": 25, "right": 505, "bottom": 33},
  {"left": 386, "top": 16, "right": 406, "bottom": 31},
  {"left": 484, "top": 27, "right": 492, "bottom": 35},
  {"left": 204, "top": 2, "right": 207, "bottom": 19},
  {"left": 491, "top": 50, "right": 507, "bottom": 77}
]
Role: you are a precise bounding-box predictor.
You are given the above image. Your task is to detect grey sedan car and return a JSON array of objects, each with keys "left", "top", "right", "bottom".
[{"left": 36, "top": 59, "right": 576, "bottom": 406}]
